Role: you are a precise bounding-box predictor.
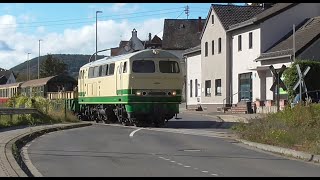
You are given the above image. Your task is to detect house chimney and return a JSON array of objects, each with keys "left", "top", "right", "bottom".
[
  {"left": 149, "top": 33, "right": 152, "bottom": 42},
  {"left": 132, "top": 28, "right": 137, "bottom": 38},
  {"left": 198, "top": 16, "right": 202, "bottom": 32}
]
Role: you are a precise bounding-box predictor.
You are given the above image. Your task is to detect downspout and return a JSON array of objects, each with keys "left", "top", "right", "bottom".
[{"left": 184, "top": 55, "right": 188, "bottom": 109}]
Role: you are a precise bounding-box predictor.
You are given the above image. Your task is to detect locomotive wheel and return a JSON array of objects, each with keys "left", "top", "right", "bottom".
[{"left": 153, "top": 117, "right": 165, "bottom": 128}]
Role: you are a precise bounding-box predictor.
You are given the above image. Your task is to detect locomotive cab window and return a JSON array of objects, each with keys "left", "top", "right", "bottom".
[
  {"left": 132, "top": 60, "right": 155, "bottom": 73},
  {"left": 102, "top": 64, "right": 108, "bottom": 76},
  {"left": 159, "top": 61, "right": 180, "bottom": 73},
  {"left": 88, "top": 67, "right": 94, "bottom": 78},
  {"left": 123, "top": 62, "right": 127, "bottom": 73},
  {"left": 98, "top": 66, "right": 103, "bottom": 77},
  {"left": 94, "top": 66, "right": 100, "bottom": 77}
]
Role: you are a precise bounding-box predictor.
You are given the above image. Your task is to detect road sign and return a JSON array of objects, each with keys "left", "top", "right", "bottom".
[
  {"left": 269, "top": 65, "right": 287, "bottom": 112},
  {"left": 293, "top": 64, "right": 310, "bottom": 102},
  {"left": 270, "top": 65, "right": 287, "bottom": 91}
]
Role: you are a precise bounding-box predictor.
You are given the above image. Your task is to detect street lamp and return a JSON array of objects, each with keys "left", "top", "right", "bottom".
[
  {"left": 38, "top": 39, "right": 42, "bottom": 79},
  {"left": 95, "top": 10, "right": 103, "bottom": 62},
  {"left": 27, "top": 52, "right": 31, "bottom": 81}
]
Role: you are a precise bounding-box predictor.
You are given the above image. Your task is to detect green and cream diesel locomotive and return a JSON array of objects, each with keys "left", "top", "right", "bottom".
[{"left": 77, "top": 49, "right": 184, "bottom": 126}]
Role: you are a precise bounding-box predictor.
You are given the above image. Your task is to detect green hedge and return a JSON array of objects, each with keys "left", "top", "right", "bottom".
[{"left": 283, "top": 59, "right": 320, "bottom": 101}]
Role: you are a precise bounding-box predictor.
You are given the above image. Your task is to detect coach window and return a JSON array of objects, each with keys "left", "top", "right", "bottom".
[
  {"left": 132, "top": 60, "right": 155, "bottom": 73},
  {"left": 123, "top": 62, "right": 127, "bottom": 73},
  {"left": 159, "top": 61, "right": 180, "bottom": 73},
  {"left": 109, "top": 63, "right": 115, "bottom": 75}
]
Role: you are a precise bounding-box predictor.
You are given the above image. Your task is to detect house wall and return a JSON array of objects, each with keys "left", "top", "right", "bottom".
[
  {"left": 261, "top": 3, "right": 320, "bottom": 52},
  {"left": 201, "top": 9, "right": 227, "bottom": 109},
  {"left": 185, "top": 51, "right": 201, "bottom": 107},
  {"left": 298, "top": 38, "right": 320, "bottom": 61},
  {"left": 231, "top": 26, "right": 261, "bottom": 104}
]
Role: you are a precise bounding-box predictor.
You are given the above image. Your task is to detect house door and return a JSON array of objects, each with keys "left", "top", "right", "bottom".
[{"left": 238, "top": 72, "right": 252, "bottom": 102}]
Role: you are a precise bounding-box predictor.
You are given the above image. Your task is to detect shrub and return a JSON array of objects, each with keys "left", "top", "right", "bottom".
[{"left": 1, "top": 95, "right": 78, "bottom": 128}]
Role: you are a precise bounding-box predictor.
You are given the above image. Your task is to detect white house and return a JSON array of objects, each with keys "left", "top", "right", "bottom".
[
  {"left": 183, "top": 45, "right": 202, "bottom": 109},
  {"left": 199, "top": 4, "right": 264, "bottom": 112},
  {"left": 228, "top": 3, "right": 320, "bottom": 105}
]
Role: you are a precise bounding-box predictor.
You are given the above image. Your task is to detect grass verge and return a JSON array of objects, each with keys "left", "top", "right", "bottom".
[{"left": 232, "top": 103, "right": 320, "bottom": 155}]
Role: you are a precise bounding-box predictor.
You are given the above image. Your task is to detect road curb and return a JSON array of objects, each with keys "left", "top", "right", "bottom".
[
  {"left": 238, "top": 139, "right": 320, "bottom": 163},
  {"left": 5, "top": 122, "right": 92, "bottom": 177}
]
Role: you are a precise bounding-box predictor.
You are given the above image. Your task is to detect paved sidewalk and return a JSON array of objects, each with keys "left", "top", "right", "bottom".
[
  {"left": 180, "top": 107, "right": 266, "bottom": 123},
  {"left": 0, "top": 122, "right": 91, "bottom": 177}
]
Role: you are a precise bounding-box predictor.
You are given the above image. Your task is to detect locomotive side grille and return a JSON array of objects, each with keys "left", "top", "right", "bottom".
[{"left": 148, "top": 91, "right": 166, "bottom": 96}]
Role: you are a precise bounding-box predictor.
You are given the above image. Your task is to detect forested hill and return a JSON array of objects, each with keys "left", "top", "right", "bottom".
[{"left": 10, "top": 54, "right": 106, "bottom": 81}]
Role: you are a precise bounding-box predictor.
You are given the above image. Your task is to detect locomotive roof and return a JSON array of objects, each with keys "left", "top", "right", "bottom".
[{"left": 81, "top": 49, "right": 179, "bottom": 69}]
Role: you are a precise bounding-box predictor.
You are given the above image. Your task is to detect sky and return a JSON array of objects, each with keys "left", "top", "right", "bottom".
[{"left": 0, "top": 3, "right": 244, "bottom": 69}]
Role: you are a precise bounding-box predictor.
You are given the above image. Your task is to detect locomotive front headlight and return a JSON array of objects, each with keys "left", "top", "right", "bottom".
[
  {"left": 136, "top": 91, "right": 141, "bottom": 96},
  {"left": 172, "top": 91, "right": 177, "bottom": 96}
]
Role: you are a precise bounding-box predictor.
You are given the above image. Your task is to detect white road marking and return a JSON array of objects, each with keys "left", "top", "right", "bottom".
[
  {"left": 155, "top": 155, "right": 218, "bottom": 176},
  {"left": 183, "top": 149, "right": 201, "bottom": 152},
  {"left": 129, "top": 128, "right": 143, "bottom": 137},
  {"left": 97, "top": 123, "right": 236, "bottom": 139}
]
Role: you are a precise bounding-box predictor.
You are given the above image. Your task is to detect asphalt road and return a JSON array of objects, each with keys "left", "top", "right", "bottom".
[{"left": 25, "top": 113, "right": 320, "bottom": 177}]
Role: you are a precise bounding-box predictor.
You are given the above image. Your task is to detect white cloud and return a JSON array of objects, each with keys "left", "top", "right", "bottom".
[
  {"left": 111, "top": 3, "right": 127, "bottom": 12},
  {"left": 109, "top": 3, "right": 139, "bottom": 14},
  {"left": 36, "top": 26, "right": 45, "bottom": 33},
  {"left": 0, "top": 14, "right": 165, "bottom": 70},
  {"left": 18, "top": 13, "right": 36, "bottom": 23}
]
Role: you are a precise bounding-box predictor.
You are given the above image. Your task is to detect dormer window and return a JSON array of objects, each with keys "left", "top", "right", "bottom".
[{"left": 179, "top": 24, "right": 185, "bottom": 29}]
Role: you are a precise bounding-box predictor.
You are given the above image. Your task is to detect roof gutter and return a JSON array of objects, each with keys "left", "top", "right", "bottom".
[
  {"left": 183, "top": 48, "right": 201, "bottom": 56},
  {"left": 255, "top": 54, "right": 292, "bottom": 62},
  {"left": 227, "top": 18, "right": 256, "bottom": 32}
]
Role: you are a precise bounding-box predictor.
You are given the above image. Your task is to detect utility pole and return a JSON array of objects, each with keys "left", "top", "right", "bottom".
[
  {"left": 38, "top": 39, "right": 42, "bottom": 79},
  {"left": 292, "top": 24, "right": 296, "bottom": 63},
  {"left": 27, "top": 52, "right": 31, "bottom": 81},
  {"left": 95, "top": 10, "right": 103, "bottom": 62},
  {"left": 184, "top": 5, "right": 189, "bottom": 19}
]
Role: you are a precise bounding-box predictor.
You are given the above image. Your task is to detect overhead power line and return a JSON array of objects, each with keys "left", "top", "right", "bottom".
[
  {"left": 0, "top": 7, "right": 185, "bottom": 27},
  {"left": 0, "top": 10, "right": 184, "bottom": 29}
]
